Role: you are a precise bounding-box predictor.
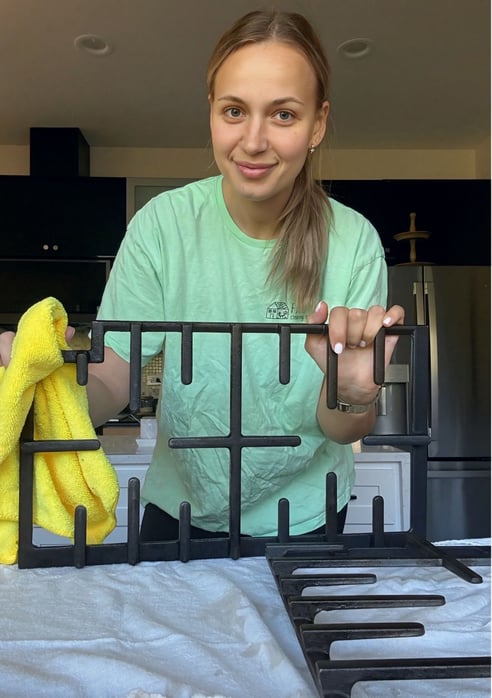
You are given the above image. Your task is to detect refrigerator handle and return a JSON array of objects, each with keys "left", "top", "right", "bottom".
[
  {"left": 424, "top": 281, "right": 438, "bottom": 442},
  {"left": 412, "top": 281, "right": 425, "bottom": 324}
]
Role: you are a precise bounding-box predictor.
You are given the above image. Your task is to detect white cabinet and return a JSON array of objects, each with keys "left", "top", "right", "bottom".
[
  {"left": 346, "top": 450, "right": 411, "bottom": 533},
  {"left": 32, "top": 453, "right": 152, "bottom": 546},
  {"left": 32, "top": 449, "right": 410, "bottom": 544},
  {"left": 108, "top": 454, "right": 150, "bottom": 542}
]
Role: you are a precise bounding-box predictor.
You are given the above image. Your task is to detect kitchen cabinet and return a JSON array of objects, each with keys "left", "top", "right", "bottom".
[
  {"left": 0, "top": 175, "right": 126, "bottom": 258},
  {"left": 325, "top": 179, "right": 490, "bottom": 266},
  {"left": 32, "top": 453, "right": 150, "bottom": 546},
  {"left": 107, "top": 454, "right": 149, "bottom": 542},
  {"left": 33, "top": 448, "right": 411, "bottom": 544},
  {"left": 0, "top": 174, "right": 126, "bottom": 325},
  {"left": 345, "top": 450, "right": 411, "bottom": 533}
]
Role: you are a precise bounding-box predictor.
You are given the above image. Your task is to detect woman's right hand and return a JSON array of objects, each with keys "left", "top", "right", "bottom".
[
  {"left": 0, "top": 331, "right": 15, "bottom": 368},
  {"left": 0, "top": 327, "right": 75, "bottom": 368},
  {"left": 1, "top": 327, "right": 129, "bottom": 428}
]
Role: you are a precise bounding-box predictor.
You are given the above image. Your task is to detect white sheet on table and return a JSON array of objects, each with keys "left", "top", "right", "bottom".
[
  {"left": 0, "top": 558, "right": 314, "bottom": 698},
  {"left": 0, "top": 549, "right": 489, "bottom": 698}
]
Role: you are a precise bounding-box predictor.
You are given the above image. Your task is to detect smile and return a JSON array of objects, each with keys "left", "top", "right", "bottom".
[{"left": 235, "top": 161, "right": 276, "bottom": 179}]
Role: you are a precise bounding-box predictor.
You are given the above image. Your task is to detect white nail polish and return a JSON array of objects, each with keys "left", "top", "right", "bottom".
[
  {"left": 315, "top": 301, "right": 322, "bottom": 312},
  {"left": 359, "top": 340, "right": 367, "bottom": 348},
  {"left": 383, "top": 317, "right": 392, "bottom": 326},
  {"left": 334, "top": 342, "right": 343, "bottom": 355}
]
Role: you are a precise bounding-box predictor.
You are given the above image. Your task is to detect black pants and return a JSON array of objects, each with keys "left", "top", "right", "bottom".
[{"left": 140, "top": 502, "right": 348, "bottom": 542}]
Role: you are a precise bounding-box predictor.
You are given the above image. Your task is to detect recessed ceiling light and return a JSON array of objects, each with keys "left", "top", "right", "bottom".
[
  {"left": 74, "top": 34, "right": 113, "bottom": 56},
  {"left": 337, "top": 38, "right": 373, "bottom": 60}
]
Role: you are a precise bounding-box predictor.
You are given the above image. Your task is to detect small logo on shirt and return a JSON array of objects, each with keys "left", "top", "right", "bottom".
[{"left": 265, "top": 302, "right": 305, "bottom": 321}]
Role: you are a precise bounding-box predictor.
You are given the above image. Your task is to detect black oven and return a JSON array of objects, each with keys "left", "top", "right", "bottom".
[{"left": 0, "top": 258, "right": 111, "bottom": 328}]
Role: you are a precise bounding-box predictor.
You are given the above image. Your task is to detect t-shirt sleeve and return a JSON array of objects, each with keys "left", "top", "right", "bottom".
[
  {"left": 326, "top": 203, "right": 388, "bottom": 311},
  {"left": 96, "top": 203, "right": 166, "bottom": 364},
  {"left": 345, "top": 222, "right": 388, "bottom": 309}
]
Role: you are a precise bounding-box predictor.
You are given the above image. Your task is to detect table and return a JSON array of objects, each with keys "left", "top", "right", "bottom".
[{"left": 0, "top": 545, "right": 489, "bottom": 697}]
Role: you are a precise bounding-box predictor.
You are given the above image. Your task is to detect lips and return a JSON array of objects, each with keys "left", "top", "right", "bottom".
[{"left": 235, "top": 161, "right": 276, "bottom": 179}]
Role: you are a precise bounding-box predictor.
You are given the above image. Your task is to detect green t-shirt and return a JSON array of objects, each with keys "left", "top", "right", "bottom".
[{"left": 98, "top": 175, "right": 387, "bottom": 536}]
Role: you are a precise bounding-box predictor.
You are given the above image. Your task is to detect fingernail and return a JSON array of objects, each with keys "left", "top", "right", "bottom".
[
  {"left": 383, "top": 316, "right": 392, "bottom": 326},
  {"left": 359, "top": 340, "right": 367, "bottom": 348},
  {"left": 334, "top": 342, "right": 343, "bottom": 355},
  {"left": 315, "top": 301, "right": 322, "bottom": 312}
]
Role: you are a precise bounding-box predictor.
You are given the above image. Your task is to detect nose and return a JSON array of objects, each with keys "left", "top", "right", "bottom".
[{"left": 241, "top": 116, "right": 268, "bottom": 154}]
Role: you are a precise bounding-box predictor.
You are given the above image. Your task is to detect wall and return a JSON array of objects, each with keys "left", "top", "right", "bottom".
[
  {"left": 0, "top": 146, "right": 28, "bottom": 175},
  {"left": 475, "top": 134, "right": 491, "bottom": 179},
  {"left": 0, "top": 143, "right": 489, "bottom": 179},
  {"left": 74, "top": 145, "right": 489, "bottom": 180}
]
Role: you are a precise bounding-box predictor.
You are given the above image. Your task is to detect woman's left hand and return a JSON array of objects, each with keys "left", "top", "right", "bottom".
[{"left": 305, "top": 301, "right": 405, "bottom": 405}]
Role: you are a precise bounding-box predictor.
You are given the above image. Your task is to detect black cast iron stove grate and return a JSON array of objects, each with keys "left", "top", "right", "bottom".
[
  {"left": 16, "top": 320, "right": 491, "bottom": 696},
  {"left": 265, "top": 495, "right": 490, "bottom": 696}
]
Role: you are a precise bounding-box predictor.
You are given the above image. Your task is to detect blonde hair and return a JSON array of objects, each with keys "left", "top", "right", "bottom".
[{"left": 207, "top": 10, "right": 332, "bottom": 312}]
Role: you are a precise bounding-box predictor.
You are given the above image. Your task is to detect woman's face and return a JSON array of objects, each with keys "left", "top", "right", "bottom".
[{"left": 209, "top": 41, "right": 329, "bottom": 213}]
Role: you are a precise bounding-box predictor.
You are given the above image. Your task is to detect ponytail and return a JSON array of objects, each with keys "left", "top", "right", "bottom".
[{"left": 268, "top": 158, "right": 331, "bottom": 312}]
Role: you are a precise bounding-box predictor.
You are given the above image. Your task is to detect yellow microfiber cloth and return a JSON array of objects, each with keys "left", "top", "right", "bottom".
[{"left": 0, "top": 297, "right": 119, "bottom": 564}]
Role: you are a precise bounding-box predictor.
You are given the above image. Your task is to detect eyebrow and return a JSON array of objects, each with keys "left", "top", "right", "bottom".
[{"left": 216, "top": 94, "right": 305, "bottom": 106}]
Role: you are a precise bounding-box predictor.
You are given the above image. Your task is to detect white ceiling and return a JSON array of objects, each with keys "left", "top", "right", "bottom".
[{"left": 1, "top": 0, "right": 490, "bottom": 150}]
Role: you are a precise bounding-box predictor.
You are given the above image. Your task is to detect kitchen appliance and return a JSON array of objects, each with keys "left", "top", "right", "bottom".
[
  {"left": 0, "top": 258, "right": 111, "bottom": 327},
  {"left": 30, "top": 126, "right": 90, "bottom": 177},
  {"left": 386, "top": 265, "right": 491, "bottom": 540}
]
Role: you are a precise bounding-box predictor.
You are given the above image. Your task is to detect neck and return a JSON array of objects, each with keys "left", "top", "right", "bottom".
[{"left": 222, "top": 180, "right": 289, "bottom": 240}]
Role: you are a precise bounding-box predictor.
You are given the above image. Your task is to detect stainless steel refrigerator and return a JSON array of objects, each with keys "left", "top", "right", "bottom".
[{"left": 384, "top": 265, "right": 491, "bottom": 540}]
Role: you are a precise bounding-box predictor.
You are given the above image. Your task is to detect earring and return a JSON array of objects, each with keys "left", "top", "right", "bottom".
[{"left": 309, "top": 144, "right": 316, "bottom": 154}]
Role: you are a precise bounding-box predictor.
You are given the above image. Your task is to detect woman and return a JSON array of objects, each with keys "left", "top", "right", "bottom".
[{"left": 0, "top": 10, "right": 403, "bottom": 541}]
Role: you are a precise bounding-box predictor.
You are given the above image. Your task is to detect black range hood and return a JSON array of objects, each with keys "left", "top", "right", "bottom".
[
  {"left": 0, "top": 128, "right": 126, "bottom": 327},
  {"left": 30, "top": 127, "right": 90, "bottom": 177}
]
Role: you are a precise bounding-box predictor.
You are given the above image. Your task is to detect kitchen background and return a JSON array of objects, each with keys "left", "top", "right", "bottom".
[{"left": 0, "top": 0, "right": 490, "bottom": 542}]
